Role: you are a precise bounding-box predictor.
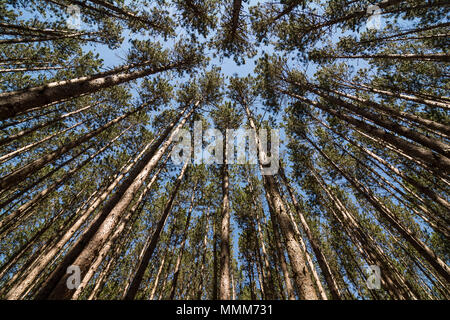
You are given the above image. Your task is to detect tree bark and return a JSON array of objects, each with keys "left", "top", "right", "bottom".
[
  {"left": 0, "top": 59, "right": 185, "bottom": 120},
  {"left": 278, "top": 164, "right": 342, "bottom": 299},
  {"left": 34, "top": 104, "right": 194, "bottom": 300},
  {"left": 122, "top": 160, "right": 189, "bottom": 300},
  {"left": 169, "top": 182, "right": 197, "bottom": 299},
  {"left": 0, "top": 105, "right": 141, "bottom": 190},
  {"left": 308, "top": 137, "right": 450, "bottom": 284},
  {"left": 219, "top": 133, "right": 231, "bottom": 300},
  {"left": 240, "top": 96, "right": 319, "bottom": 299}
]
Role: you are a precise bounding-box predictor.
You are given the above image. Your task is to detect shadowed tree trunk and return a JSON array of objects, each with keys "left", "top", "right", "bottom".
[
  {"left": 219, "top": 132, "right": 231, "bottom": 300},
  {"left": 123, "top": 159, "right": 189, "bottom": 300},
  {"left": 169, "top": 181, "right": 197, "bottom": 299},
  {"left": 279, "top": 164, "right": 342, "bottom": 299},
  {"left": 33, "top": 103, "right": 195, "bottom": 300}
]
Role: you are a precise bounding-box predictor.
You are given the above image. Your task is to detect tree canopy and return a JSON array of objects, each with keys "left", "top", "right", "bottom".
[{"left": 0, "top": 0, "right": 448, "bottom": 300}]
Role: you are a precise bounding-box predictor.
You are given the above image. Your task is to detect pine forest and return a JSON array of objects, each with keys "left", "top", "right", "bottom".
[{"left": 0, "top": 0, "right": 449, "bottom": 300}]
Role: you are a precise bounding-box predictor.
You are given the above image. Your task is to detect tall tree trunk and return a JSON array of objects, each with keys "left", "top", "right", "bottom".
[
  {"left": 255, "top": 213, "right": 275, "bottom": 299},
  {"left": 0, "top": 125, "right": 130, "bottom": 240},
  {"left": 277, "top": 180, "right": 328, "bottom": 300},
  {"left": 246, "top": 174, "right": 276, "bottom": 299},
  {"left": 330, "top": 53, "right": 450, "bottom": 62},
  {"left": 283, "top": 90, "right": 450, "bottom": 172},
  {"left": 123, "top": 160, "right": 189, "bottom": 300},
  {"left": 0, "top": 105, "right": 142, "bottom": 190},
  {"left": 311, "top": 169, "right": 415, "bottom": 299},
  {"left": 0, "top": 101, "right": 102, "bottom": 147},
  {"left": 169, "top": 182, "right": 197, "bottom": 299},
  {"left": 345, "top": 81, "right": 450, "bottom": 110},
  {"left": 219, "top": 133, "right": 231, "bottom": 300},
  {"left": 0, "top": 32, "right": 97, "bottom": 45},
  {"left": 306, "top": 85, "right": 450, "bottom": 157},
  {"left": 0, "top": 186, "right": 87, "bottom": 283},
  {"left": 231, "top": 268, "right": 236, "bottom": 300},
  {"left": 87, "top": 199, "right": 143, "bottom": 300},
  {"left": 321, "top": 85, "right": 450, "bottom": 136},
  {"left": 34, "top": 104, "right": 195, "bottom": 300},
  {"left": 308, "top": 136, "right": 450, "bottom": 283},
  {"left": 255, "top": 255, "right": 266, "bottom": 299},
  {"left": 240, "top": 96, "right": 318, "bottom": 299},
  {"left": 0, "top": 59, "right": 186, "bottom": 120},
  {"left": 196, "top": 208, "right": 210, "bottom": 300},
  {"left": 5, "top": 143, "right": 147, "bottom": 299},
  {"left": 212, "top": 214, "right": 218, "bottom": 300},
  {"left": 269, "top": 208, "right": 297, "bottom": 300},
  {"left": 0, "top": 119, "right": 87, "bottom": 164},
  {"left": 72, "top": 160, "right": 166, "bottom": 299},
  {"left": 311, "top": 114, "right": 450, "bottom": 217},
  {"left": 247, "top": 261, "right": 256, "bottom": 300},
  {"left": 148, "top": 248, "right": 168, "bottom": 300},
  {"left": 148, "top": 214, "right": 179, "bottom": 300},
  {"left": 278, "top": 165, "right": 342, "bottom": 299}
]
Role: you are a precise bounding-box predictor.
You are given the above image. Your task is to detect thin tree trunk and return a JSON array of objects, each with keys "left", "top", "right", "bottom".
[
  {"left": 0, "top": 186, "right": 87, "bottom": 282},
  {"left": 330, "top": 53, "right": 450, "bottom": 62},
  {"left": 0, "top": 66, "right": 66, "bottom": 73},
  {"left": 278, "top": 164, "right": 342, "bottom": 299},
  {"left": 330, "top": 136, "right": 449, "bottom": 237},
  {"left": 322, "top": 86, "right": 450, "bottom": 136},
  {"left": 1, "top": 185, "right": 102, "bottom": 298},
  {"left": 0, "top": 119, "right": 87, "bottom": 164},
  {"left": 148, "top": 247, "right": 169, "bottom": 300},
  {"left": 169, "top": 182, "right": 197, "bottom": 299},
  {"left": 283, "top": 90, "right": 450, "bottom": 172},
  {"left": 231, "top": 266, "right": 236, "bottom": 300},
  {"left": 277, "top": 179, "right": 328, "bottom": 300},
  {"left": 0, "top": 126, "right": 130, "bottom": 239},
  {"left": 38, "top": 104, "right": 195, "bottom": 300},
  {"left": 123, "top": 160, "right": 190, "bottom": 300},
  {"left": 300, "top": 83, "right": 450, "bottom": 156},
  {"left": 311, "top": 114, "right": 450, "bottom": 217},
  {"left": 0, "top": 142, "right": 92, "bottom": 213},
  {"left": 349, "top": 82, "right": 450, "bottom": 110},
  {"left": 240, "top": 96, "right": 318, "bottom": 299},
  {"left": 270, "top": 208, "right": 296, "bottom": 300},
  {"left": 71, "top": 160, "right": 167, "bottom": 299},
  {"left": 248, "top": 262, "right": 256, "bottom": 300},
  {"left": 196, "top": 208, "right": 210, "bottom": 300},
  {"left": 309, "top": 137, "right": 450, "bottom": 283},
  {"left": 357, "top": 22, "right": 450, "bottom": 45},
  {"left": 87, "top": 202, "right": 141, "bottom": 300},
  {"left": 0, "top": 101, "right": 102, "bottom": 147},
  {"left": 255, "top": 256, "right": 266, "bottom": 299},
  {"left": 212, "top": 214, "right": 218, "bottom": 300},
  {"left": 5, "top": 137, "right": 145, "bottom": 299},
  {"left": 0, "top": 105, "right": 142, "bottom": 190},
  {"left": 219, "top": 133, "right": 231, "bottom": 300},
  {"left": 311, "top": 169, "right": 414, "bottom": 299},
  {"left": 246, "top": 175, "right": 275, "bottom": 299}
]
